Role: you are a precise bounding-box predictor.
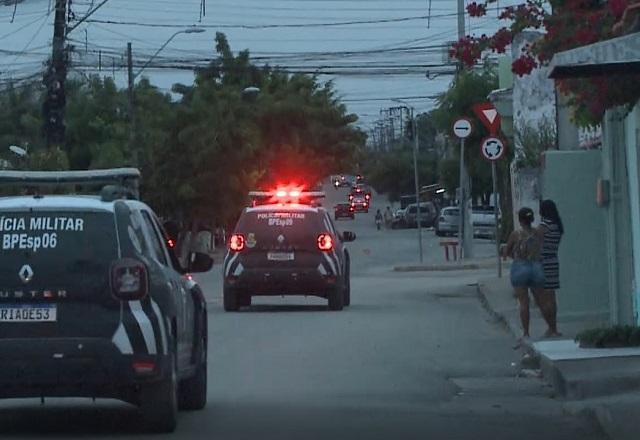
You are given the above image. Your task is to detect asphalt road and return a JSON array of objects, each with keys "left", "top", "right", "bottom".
[{"left": 0, "top": 186, "right": 605, "bottom": 439}]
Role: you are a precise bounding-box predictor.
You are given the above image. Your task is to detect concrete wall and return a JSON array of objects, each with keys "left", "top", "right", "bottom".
[
  {"left": 543, "top": 150, "right": 610, "bottom": 323},
  {"left": 624, "top": 105, "right": 640, "bottom": 325},
  {"left": 602, "top": 110, "right": 636, "bottom": 325}
]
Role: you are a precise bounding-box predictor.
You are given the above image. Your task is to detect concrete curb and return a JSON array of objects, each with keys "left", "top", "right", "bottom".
[{"left": 394, "top": 263, "right": 482, "bottom": 272}]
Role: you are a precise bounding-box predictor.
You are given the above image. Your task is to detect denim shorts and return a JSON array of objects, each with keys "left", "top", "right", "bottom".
[{"left": 510, "top": 259, "right": 545, "bottom": 288}]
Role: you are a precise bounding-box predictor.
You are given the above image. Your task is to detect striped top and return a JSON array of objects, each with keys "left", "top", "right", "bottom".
[{"left": 541, "top": 218, "right": 562, "bottom": 257}]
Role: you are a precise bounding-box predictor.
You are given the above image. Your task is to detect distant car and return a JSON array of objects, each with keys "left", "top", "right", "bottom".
[
  {"left": 334, "top": 175, "right": 352, "bottom": 188},
  {"left": 348, "top": 184, "right": 372, "bottom": 202},
  {"left": 403, "top": 202, "right": 437, "bottom": 228},
  {"left": 334, "top": 203, "right": 355, "bottom": 220},
  {"left": 351, "top": 195, "right": 369, "bottom": 213},
  {"left": 472, "top": 206, "right": 499, "bottom": 238},
  {"left": 435, "top": 207, "right": 459, "bottom": 237},
  {"left": 391, "top": 208, "right": 407, "bottom": 229}
]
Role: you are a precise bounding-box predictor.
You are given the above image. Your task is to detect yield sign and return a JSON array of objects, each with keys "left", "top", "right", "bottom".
[{"left": 473, "top": 102, "right": 501, "bottom": 135}]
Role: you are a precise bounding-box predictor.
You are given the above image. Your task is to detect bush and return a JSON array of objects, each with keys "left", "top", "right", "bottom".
[{"left": 575, "top": 325, "right": 640, "bottom": 348}]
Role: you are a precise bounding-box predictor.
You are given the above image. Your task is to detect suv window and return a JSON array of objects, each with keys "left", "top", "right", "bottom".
[
  {"left": 0, "top": 210, "right": 117, "bottom": 290},
  {"left": 141, "top": 211, "right": 168, "bottom": 266}
]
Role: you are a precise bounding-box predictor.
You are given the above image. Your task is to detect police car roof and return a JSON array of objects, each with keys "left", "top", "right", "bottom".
[
  {"left": 0, "top": 195, "right": 117, "bottom": 212},
  {"left": 246, "top": 203, "right": 321, "bottom": 214}
]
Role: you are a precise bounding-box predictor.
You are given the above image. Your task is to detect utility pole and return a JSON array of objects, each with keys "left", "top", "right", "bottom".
[
  {"left": 127, "top": 42, "right": 137, "bottom": 165},
  {"left": 43, "top": 0, "right": 68, "bottom": 148},
  {"left": 456, "top": 0, "right": 474, "bottom": 258}
]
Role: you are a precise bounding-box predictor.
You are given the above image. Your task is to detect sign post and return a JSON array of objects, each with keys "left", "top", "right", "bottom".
[
  {"left": 452, "top": 118, "right": 473, "bottom": 260},
  {"left": 480, "top": 136, "right": 507, "bottom": 278}
]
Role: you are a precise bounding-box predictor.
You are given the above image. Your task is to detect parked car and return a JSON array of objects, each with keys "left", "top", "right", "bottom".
[
  {"left": 334, "top": 202, "right": 355, "bottom": 220},
  {"left": 472, "top": 205, "right": 499, "bottom": 238},
  {"left": 401, "top": 202, "right": 437, "bottom": 228},
  {"left": 435, "top": 207, "right": 459, "bottom": 236},
  {"left": 391, "top": 208, "right": 407, "bottom": 229}
]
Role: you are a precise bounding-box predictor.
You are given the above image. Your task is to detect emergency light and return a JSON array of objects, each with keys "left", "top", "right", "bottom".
[{"left": 249, "top": 189, "right": 325, "bottom": 206}]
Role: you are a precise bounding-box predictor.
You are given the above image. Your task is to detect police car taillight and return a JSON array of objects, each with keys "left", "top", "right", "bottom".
[
  {"left": 317, "top": 234, "right": 333, "bottom": 251},
  {"left": 230, "top": 234, "right": 245, "bottom": 252},
  {"left": 111, "top": 259, "right": 148, "bottom": 301}
]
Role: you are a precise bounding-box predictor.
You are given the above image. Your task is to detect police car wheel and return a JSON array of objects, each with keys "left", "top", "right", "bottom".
[
  {"left": 328, "top": 286, "right": 344, "bottom": 311},
  {"left": 179, "top": 334, "right": 207, "bottom": 411},
  {"left": 140, "top": 351, "right": 178, "bottom": 433},
  {"left": 223, "top": 286, "right": 239, "bottom": 312}
]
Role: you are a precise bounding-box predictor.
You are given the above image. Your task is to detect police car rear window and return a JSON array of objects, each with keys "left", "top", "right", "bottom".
[
  {"left": 236, "top": 210, "right": 324, "bottom": 249},
  {"left": 0, "top": 211, "right": 117, "bottom": 259}
]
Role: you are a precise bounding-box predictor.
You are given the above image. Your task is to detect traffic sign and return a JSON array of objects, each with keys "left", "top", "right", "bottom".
[
  {"left": 473, "top": 103, "right": 501, "bottom": 135},
  {"left": 480, "top": 136, "right": 507, "bottom": 161},
  {"left": 452, "top": 118, "right": 473, "bottom": 139}
]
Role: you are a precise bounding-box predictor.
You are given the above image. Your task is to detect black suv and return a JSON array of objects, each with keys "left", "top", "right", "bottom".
[
  {"left": 0, "top": 169, "right": 212, "bottom": 433},
  {"left": 223, "top": 197, "right": 355, "bottom": 311},
  {"left": 334, "top": 202, "right": 355, "bottom": 220}
]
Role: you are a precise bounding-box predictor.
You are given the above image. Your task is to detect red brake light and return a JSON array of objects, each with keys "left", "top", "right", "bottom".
[
  {"left": 167, "top": 238, "right": 175, "bottom": 248},
  {"left": 276, "top": 190, "right": 287, "bottom": 198},
  {"left": 349, "top": 194, "right": 354, "bottom": 200},
  {"left": 364, "top": 202, "right": 368, "bottom": 207},
  {"left": 111, "top": 259, "right": 148, "bottom": 301},
  {"left": 317, "top": 234, "right": 333, "bottom": 251},
  {"left": 230, "top": 234, "right": 245, "bottom": 252},
  {"left": 365, "top": 194, "right": 370, "bottom": 200}
]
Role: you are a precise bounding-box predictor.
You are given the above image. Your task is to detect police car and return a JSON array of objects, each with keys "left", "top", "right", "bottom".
[
  {"left": 223, "top": 189, "right": 355, "bottom": 311},
  {"left": 0, "top": 169, "right": 212, "bottom": 433}
]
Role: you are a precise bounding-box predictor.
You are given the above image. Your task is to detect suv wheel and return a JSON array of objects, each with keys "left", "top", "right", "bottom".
[
  {"left": 343, "top": 271, "right": 351, "bottom": 307},
  {"left": 140, "top": 352, "right": 178, "bottom": 433},
  {"left": 328, "top": 286, "right": 344, "bottom": 311},
  {"left": 223, "top": 286, "right": 239, "bottom": 312},
  {"left": 179, "top": 320, "right": 207, "bottom": 410}
]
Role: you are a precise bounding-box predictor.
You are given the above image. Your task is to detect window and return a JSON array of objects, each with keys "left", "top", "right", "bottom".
[{"left": 141, "top": 211, "right": 168, "bottom": 266}]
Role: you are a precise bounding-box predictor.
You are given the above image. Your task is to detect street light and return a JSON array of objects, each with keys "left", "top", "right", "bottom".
[
  {"left": 392, "top": 99, "right": 423, "bottom": 264},
  {"left": 8, "top": 145, "right": 27, "bottom": 157},
  {"left": 128, "top": 27, "right": 205, "bottom": 163},
  {"left": 133, "top": 27, "right": 206, "bottom": 79}
]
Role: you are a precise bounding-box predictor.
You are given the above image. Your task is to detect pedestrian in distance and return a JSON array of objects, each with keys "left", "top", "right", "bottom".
[
  {"left": 384, "top": 206, "right": 393, "bottom": 229},
  {"left": 502, "top": 207, "right": 548, "bottom": 347},
  {"left": 375, "top": 209, "right": 383, "bottom": 231},
  {"left": 538, "top": 199, "right": 564, "bottom": 338}
]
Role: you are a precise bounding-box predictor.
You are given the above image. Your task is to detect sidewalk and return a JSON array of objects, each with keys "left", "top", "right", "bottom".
[{"left": 477, "top": 276, "right": 640, "bottom": 440}]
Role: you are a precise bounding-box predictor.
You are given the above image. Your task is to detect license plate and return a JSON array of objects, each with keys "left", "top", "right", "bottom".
[
  {"left": 0, "top": 304, "right": 57, "bottom": 322},
  {"left": 267, "top": 252, "right": 295, "bottom": 261}
]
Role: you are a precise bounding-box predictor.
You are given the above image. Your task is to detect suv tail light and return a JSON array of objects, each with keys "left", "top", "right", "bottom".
[
  {"left": 365, "top": 194, "right": 370, "bottom": 200},
  {"left": 230, "top": 234, "right": 245, "bottom": 252},
  {"left": 111, "top": 259, "right": 148, "bottom": 301},
  {"left": 317, "top": 234, "right": 333, "bottom": 251}
]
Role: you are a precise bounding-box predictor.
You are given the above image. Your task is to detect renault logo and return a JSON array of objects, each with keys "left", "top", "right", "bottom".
[
  {"left": 19, "top": 264, "right": 34, "bottom": 284},
  {"left": 277, "top": 235, "right": 285, "bottom": 244}
]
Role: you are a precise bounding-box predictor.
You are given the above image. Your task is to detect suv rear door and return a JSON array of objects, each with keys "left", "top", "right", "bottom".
[{"left": 233, "top": 208, "right": 325, "bottom": 270}]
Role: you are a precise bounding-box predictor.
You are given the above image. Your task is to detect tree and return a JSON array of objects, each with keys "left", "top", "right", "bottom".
[
  {"left": 451, "top": 0, "right": 640, "bottom": 126},
  {"left": 431, "top": 65, "right": 500, "bottom": 201}
]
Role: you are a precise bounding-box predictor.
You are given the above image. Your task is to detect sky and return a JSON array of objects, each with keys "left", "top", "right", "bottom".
[{"left": 0, "top": 0, "right": 522, "bottom": 132}]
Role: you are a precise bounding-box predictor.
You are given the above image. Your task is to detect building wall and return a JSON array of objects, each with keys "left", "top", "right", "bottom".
[{"left": 543, "top": 150, "right": 610, "bottom": 323}]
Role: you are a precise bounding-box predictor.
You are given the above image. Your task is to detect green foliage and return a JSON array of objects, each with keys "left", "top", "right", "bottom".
[
  {"left": 363, "top": 146, "right": 437, "bottom": 202},
  {"left": 515, "top": 119, "right": 557, "bottom": 169},
  {"left": 0, "top": 33, "right": 364, "bottom": 226},
  {"left": 576, "top": 325, "right": 640, "bottom": 348}
]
